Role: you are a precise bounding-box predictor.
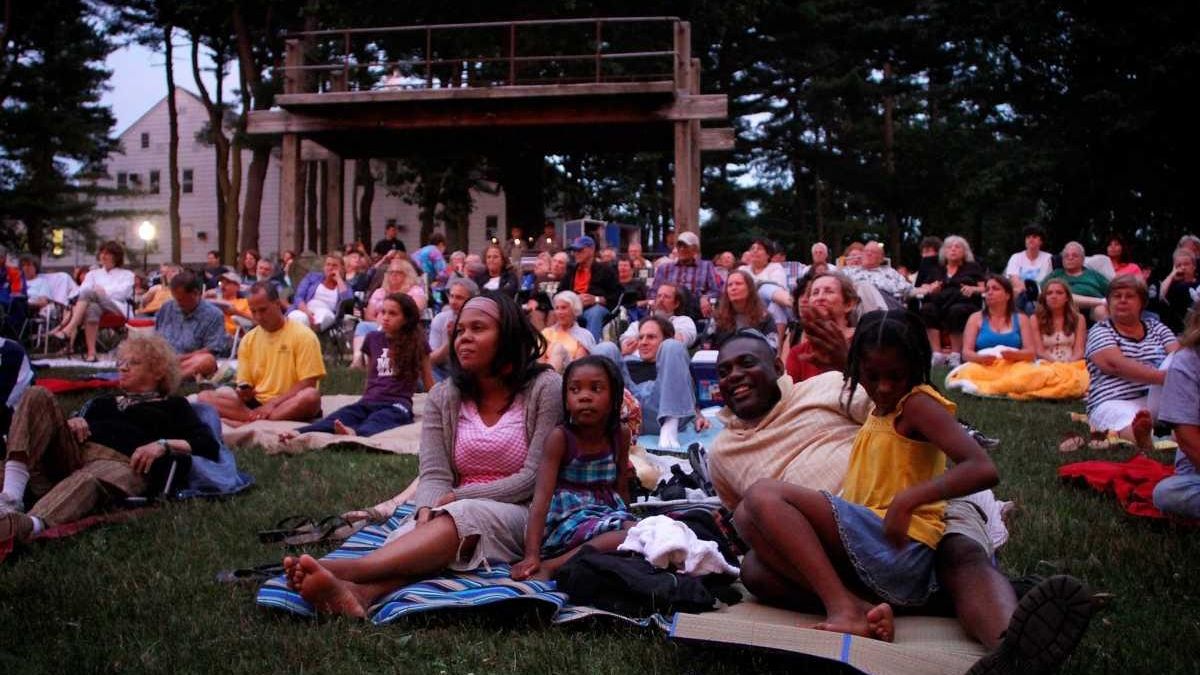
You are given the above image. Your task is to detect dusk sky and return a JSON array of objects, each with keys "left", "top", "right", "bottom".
[{"left": 102, "top": 41, "right": 236, "bottom": 136}]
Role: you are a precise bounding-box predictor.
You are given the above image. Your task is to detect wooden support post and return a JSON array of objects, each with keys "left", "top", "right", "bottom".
[
  {"left": 671, "top": 23, "right": 698, "bottom": 235},
  {"left": 279, "top": 134, "right": 302, "bottom": 254},
  {"left": 324, "top": 154, "right": 344, "bottom": 252}
]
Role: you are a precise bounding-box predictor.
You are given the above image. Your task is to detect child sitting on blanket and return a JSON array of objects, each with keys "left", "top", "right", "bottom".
[
  {"left": 282, "top": 294, "right": 433, "bottom": 439},
  {"left": 511, "top": 355, "right": 637, "bottom": 581},
  {"left": 733, "top": 310, "right": 999, "bottom": 642}
]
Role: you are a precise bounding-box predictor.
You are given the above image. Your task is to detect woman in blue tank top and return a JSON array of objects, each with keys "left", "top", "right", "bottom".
[{"left": 961, "top": 274, "right": 1036, "bottom": 365}]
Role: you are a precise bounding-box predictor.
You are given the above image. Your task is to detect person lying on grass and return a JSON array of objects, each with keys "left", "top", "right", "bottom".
[
  {"left": 732, "top": 310, "right": 1000, "bottom": 642},
  {"left": 282, "top": 293, "right": 561, "bottom": 617},
  {"left": 511, "top": 355, "right": 637, "bottom": 581},
  {"left": 713, "top": 325, "right": 1094, "bottom": 673},
  {"left": 281, "top": 293, "right": 433, "bottom": 440}
]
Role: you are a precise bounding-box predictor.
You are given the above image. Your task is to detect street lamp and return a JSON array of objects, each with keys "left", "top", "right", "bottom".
[{"left": 137, "top": 220, "right": 156, "bottom": 273}]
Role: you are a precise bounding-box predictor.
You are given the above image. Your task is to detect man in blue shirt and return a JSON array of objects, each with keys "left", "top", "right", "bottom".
[{"left": 155, "top": 270, "right": 229, "bottom": 380}]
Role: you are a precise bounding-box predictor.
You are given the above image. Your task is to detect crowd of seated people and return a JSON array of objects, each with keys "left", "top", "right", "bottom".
[{"left": 13, "top": 223, "right": 1200, "bottom": 675}]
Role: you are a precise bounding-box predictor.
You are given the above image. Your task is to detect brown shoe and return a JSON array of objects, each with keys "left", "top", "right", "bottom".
[{"left": 0, "top": 512, "right": 34, "bottom": 544}]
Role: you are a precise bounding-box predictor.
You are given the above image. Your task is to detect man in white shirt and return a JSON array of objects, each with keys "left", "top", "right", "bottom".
[
  {"left": 1003, "top": 224, "right": 1053, "bottom": 314},
  {"left": 620, "top": 282, "right": 697, "bottom": 351}
]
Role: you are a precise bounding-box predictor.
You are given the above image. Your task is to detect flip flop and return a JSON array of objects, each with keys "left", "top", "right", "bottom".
[
  {"left": 215, "top": 562, "right": 286, "bottom": 585},
  {"left": 282, "top": 514, "right": 365, "bottom": 547},
  {"left": 257, "top": 515, "right": 317, "bottom": 544}
]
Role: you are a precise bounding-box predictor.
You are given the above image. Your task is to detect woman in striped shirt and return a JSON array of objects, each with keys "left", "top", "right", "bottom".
[{"left": 1085, "top": 275, "right": 1179, "bottom": 450}]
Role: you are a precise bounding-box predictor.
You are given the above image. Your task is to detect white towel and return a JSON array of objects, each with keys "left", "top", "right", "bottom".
[{"left": 617, "top": 515, "right": 740, "bottom": 577}]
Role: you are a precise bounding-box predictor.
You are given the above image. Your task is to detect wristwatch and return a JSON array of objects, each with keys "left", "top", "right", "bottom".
[{"left": 158, "top": 439, "right": 172, "bottom": 455}]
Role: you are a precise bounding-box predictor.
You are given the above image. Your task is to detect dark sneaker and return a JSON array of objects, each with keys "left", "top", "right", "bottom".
[{"left": 966, "top": 575, "right": 1093, "bottom": 675}]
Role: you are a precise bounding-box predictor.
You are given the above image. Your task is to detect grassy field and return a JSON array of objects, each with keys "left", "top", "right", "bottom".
[{"left": 1, "top": 366, "right": 1197, "bottom": 674}]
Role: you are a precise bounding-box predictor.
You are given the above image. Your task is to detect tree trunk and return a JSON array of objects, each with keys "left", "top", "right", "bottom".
[
  {"left": 355, "top": 159, "right": 374, "bottom": 246},
  {"left": 191, "top": 37, "right": 235, "bottom": 264},
  {"left": 317, "top": 161, "right": 328, "bottom": 253},
  {"left": 882, "top": 62, "right": 901, "bottom": 260},
  {"left": 306, "top": 162, "right": 318, "bottom": 252},
  {"left": 164, "top": 24, "right": 182, "bottom": 263},
  {"left": 240, "top": 147, "right": 268, "bottom": 252},
  {"left": 293, "top": 160, "right": 306, "bottom": 252},
  {"left": 499, "top": 151, "right": 544, "bottom": 238}
]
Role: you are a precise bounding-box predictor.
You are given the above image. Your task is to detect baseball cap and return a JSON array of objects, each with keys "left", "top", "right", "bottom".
[
  {"left": 676, "top": 231, "right": 700, "bottom": 248},
  {"left": 568, "top": 235, "right": 596, "bottom": 251},
  {"left": 219, "top": 270, "right": 242, "bottom": 284}
]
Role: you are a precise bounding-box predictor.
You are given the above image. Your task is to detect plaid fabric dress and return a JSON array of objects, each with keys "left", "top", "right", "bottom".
[{"left": 540, "top": 426, "right": 636, "bottom": 557}]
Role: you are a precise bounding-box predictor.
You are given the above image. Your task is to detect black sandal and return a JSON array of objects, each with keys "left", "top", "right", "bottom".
[{"left": 257, "top": 515, "right": 317, "bottom": 544}]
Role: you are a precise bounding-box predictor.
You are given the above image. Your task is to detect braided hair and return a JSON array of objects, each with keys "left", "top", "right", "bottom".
[
  {"left": 843, "top": 309, "right": 933, "bottom": 413},
  {"left": 562, "top": 355, "right": 624, "bottom": 436}
]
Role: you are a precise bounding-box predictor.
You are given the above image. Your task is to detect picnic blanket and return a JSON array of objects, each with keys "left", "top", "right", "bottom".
[
  {"left": 1058, "top": 454, "right": 1176, "bottom": 519},
  {"left": 670, "top": 599, "right": 988, "bottom": 675},
  {"left": 256, "top": 504, "right": 989, "bottom": 672},
  {"left": 636, "top": 409, "right": 724, "bottom": 453},
  {"left": 946, "top": 352, "right": 1088, "bottom": 401},
  {"left": 212, "top": 394, "right": 426, "bottom": 456},
  {"left": 36, "top": 376, "right": 120, "bottom": 394}
]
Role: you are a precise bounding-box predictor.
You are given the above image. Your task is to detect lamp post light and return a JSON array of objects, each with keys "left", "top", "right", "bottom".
[{"left": 137, "top": 220, "right": 156, "bottom": 273}]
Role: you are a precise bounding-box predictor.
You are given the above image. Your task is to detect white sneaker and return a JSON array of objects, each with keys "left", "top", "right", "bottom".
[
  {"left": 931, "top": 352, "right": 947, "bottom": 367},
  {"left": 0, "top": 493, "right": 24, "bottom": 515},
  {"left": 947, "top": 352, "right": 962, "bottom": 368}
]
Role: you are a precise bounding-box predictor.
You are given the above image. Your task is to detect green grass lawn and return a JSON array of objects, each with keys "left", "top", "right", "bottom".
[{"left": 1, "top": 366, "right": 1197, "bottom": 674}]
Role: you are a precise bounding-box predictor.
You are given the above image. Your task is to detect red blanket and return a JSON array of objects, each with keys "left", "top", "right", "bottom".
[
  {"left": 1058, "top": 455, "right": 1175, "bottom": 519},
  {"left": 0, "top": 508, "right": 150, "bottom": 563},
  {"left": 36, "top": 377, "right": 120, "bottom": 394}
]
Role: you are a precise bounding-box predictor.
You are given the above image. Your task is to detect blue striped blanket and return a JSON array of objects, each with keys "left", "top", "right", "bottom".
[{"left": 255, "top": 503, "right": 666, "bottom": 627}]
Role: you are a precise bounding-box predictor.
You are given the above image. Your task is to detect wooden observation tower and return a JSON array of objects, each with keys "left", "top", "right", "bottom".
[{"left": 247, "top": 17, "right": 733, "bottom": 252}]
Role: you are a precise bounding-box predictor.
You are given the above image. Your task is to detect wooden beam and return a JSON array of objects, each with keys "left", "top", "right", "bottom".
[
  {"left": 283, "top": 39, "right": 303, "bottom": 95},
  {"left": 673, "top": 21, "right": 691, "bottom": 93},
  {"left": 279, "top": 134, "right": 302, "bottom": 254},
  {"left": 247, "top": 94, "right": 726, "bottom": 135},
  {"left": 688, "top": 58, "right": 701, "bottom": 234},
  {"left": 300, "top": 139, "right": 331, "bottom": 161},
  {"left": 277, "top": 81, "right": 675, "bottom": 107},
  {"left": 699, "top": 127, "right": 735, "bottom": 151}
]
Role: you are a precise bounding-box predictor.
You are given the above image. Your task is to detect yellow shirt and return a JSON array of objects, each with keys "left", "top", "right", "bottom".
[
  {"left": 222, "top": 298, "right": 250, "bottom": 335},
  {"left": 140, "top": 286, "right": 171, "bottom": 314},
  {"left": 841, "top": 384, "right": 954, "bottom": 549},
  {"left": 236, "top": 320, "right": 326, "bottom": 403}
]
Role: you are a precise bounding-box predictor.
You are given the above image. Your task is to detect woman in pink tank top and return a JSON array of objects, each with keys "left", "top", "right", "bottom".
[{"left": 282, "top": 292, "right": 562, "bottom": 618}]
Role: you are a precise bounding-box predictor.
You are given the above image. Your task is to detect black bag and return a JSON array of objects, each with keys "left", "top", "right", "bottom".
[{"left": 553, "top": 549, "right": 718, "bottom": 616}]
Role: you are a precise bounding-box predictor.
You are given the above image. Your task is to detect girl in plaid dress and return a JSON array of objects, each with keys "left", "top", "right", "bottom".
[{"left": 511, "top": 356, "right": 636, "bottom": 581}]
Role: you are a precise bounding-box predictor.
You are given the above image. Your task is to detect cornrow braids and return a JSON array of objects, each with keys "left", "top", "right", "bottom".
[{"left": 843, "top": 309, "right": 933, "bottom": 413}]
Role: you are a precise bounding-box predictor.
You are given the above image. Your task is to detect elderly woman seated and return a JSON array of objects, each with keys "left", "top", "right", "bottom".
[
  {"left": 0, "top": 334, "right": 220, "bottom": 546},
  {"left": 1046, "top": 241, "right": 1110, "bottom": 322},
  {"left": 539, "top": 291, "right": 595, "bottom": 372},
  {"left": 593, "top": 315, "right": 709, "bottom": 450},
  {"left": 1085, "top": 275, "right": 1178, "bottom": 450}
]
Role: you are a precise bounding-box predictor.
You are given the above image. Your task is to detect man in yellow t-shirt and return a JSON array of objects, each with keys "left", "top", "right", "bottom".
[{"left": 198, "top": 282, "right": 324, "bottom": 424}]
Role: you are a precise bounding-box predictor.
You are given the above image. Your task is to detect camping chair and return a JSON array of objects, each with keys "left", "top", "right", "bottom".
[
  {"left": 316, "top": 297, "right": 359, "bottom": 365},
  {"left": 95, "top": 300, "right": 154, "bottom": 355}
]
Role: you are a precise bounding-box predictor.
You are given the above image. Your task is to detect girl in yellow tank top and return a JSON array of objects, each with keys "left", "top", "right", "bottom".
[{"left": 731, "top": 310, "right": 998, "bottom": 643}]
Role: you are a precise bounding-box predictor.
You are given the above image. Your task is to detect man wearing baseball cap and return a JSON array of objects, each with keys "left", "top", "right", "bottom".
[
  {"left": 561, "top": 235, "right": 620, "bottom": 340},
  {"left": 651, "top": 230, "right": 722, "bottom": 318}
]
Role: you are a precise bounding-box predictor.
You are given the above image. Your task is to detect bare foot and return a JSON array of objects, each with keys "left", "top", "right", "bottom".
[
  {"left": 1131, "top": 409, "right": 1153, "bottom": 452},
  {"left": 866, "top": 602, "right": 895, "bottom": 642},
  {"left": 813, "top": 601, "right": 895, "bottom": 642},
  {"left": 283, "top": 555, "right": 304, "bottom": 590},
  {"left": 277, "top": 432, "right": 296, "bottom": 444},
  {"left": 332, "top": 420, "right": 357, "bottom": 436},
  {"left": 295, "top": 554, "right": 367, "bottom": 619}
]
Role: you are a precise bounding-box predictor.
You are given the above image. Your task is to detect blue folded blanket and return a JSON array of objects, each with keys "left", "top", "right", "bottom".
[{"left": 257, "top": 504, "right": 570, "bottom": 623}]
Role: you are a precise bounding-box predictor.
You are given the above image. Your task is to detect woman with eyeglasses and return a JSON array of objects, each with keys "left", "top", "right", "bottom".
[
  {"left": 352, "top": 258, "right": 426, "bottom": 369},
  {"left": 0, "top": 334, "right": 220, "bottom": 547}
]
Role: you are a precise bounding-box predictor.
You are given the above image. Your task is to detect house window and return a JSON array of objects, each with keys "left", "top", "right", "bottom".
[
  {"left": 385, "top": 160, "right": 400, "bottom": 186},
  {"left": 128, "top": 173, "right": 141, "bottom": 189},
  {"left": 182, "top": 169, "right": 194, "bottom": 194},
  {"left": 149, "top": 170, "right": 160, "bottom": 194},
  {"left": 485, "top": 215, "right": 499, "bottom": 242},
  {"left": 117, "top": 172, "right": 128, "bottom": 189},
  {"left": 141, "top": 132, "right": 150, "bottom": 149}
]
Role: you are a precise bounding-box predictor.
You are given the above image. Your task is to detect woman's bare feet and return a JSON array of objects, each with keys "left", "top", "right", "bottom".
[
  {"left": 277, "top": 431, "right": 296, "bottom": 444},
  {"left": 293, "top": 554, "right": 368, "bottom": 618},
  {"left": 813, "top": 600, "right": 894, "bottom": 642},
  {"left": 1131, "top": 409, "right": 1154, "bottom": 452},
  {"left": 332, "top": 420, "right": 357, "bottom": 436}
]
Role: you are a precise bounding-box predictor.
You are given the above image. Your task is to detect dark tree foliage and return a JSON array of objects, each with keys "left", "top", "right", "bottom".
[{"left": 0, "top": 0, "right": 118, "bottom": 256}]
